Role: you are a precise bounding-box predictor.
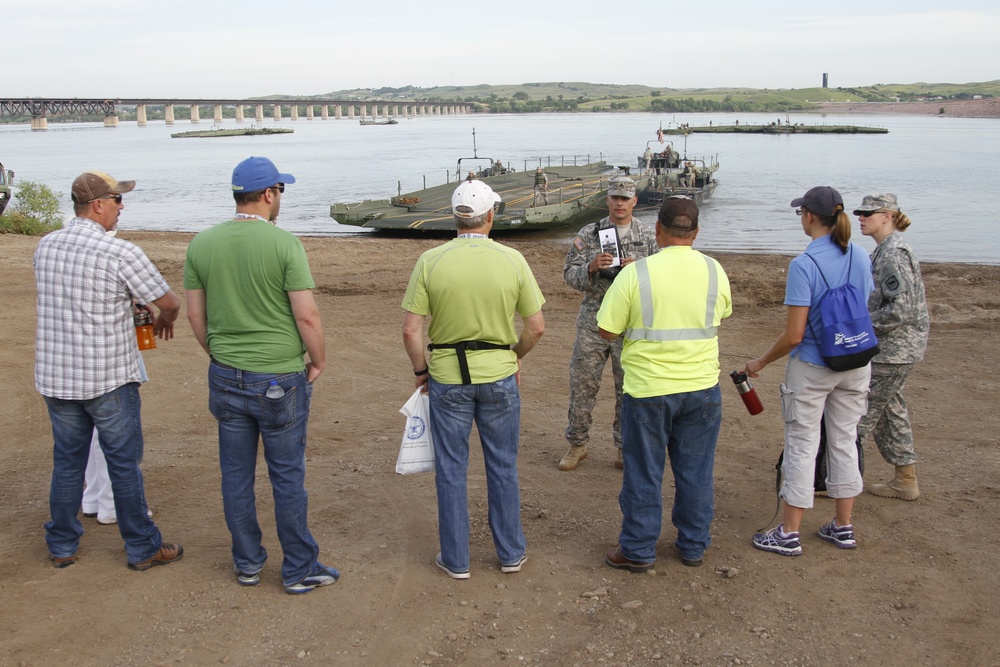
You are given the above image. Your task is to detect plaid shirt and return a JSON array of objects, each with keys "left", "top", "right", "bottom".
[{"left": 34, "top": 217, "right": 170, "bottom": 399}]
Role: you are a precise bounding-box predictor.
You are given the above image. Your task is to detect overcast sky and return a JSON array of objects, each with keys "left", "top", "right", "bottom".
[{"left": 6, "top": 0, "right": 998, "bottom": 98}]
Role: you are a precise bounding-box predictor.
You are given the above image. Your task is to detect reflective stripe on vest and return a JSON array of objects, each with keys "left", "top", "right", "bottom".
[{"left": 625, "top": 254, "right": 720, "bottom": 341}]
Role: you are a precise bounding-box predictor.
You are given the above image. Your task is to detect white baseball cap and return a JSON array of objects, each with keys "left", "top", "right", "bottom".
[{"left": 451, "top": 179, "right": 501, "bottom": 218}]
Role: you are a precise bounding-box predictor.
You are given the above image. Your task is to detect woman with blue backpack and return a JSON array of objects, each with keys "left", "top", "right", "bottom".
[{"left": 743, "top": 186, "right": 876, "bottom": 557}]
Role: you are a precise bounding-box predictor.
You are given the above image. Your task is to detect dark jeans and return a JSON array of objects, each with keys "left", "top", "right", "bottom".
[
  {"left": 208, "top": 363, "right": 321, "bottom": 586},
  {"left": 44, "top": 383, "right": 162, "bottom": 563},
  {"left": 618, "top": 385, "right": 722, "bottom": 563}
]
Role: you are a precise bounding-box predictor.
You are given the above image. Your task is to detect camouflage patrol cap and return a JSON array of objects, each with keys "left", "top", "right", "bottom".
[
  {"left": 853, "top": 193, "right": 899, "bottom": 215},
  {"left": 607, "top": 175, "right": 637, "bottom": 198}
]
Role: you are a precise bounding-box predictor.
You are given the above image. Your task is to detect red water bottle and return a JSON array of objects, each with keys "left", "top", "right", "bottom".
[{"left": 730, "top": 370, "right": 763, "bottom": 415}]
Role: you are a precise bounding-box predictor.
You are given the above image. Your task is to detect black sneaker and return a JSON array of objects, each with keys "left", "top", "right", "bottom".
[
  {"left": 235, "top": 565, "right": 261, "bottom": 586},
  {"left": 817, "top": 519, "right": 857, "bottom": 549},
  {"left": 284, "top": 563, "right": 340, "bottom": 595},
  {"left": 752, "top": 524, "right": 803, "bottom": 556}
]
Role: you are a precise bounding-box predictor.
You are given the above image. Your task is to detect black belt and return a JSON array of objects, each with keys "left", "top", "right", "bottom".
[
  {"left": 427, "top": 340, "right": 510, "bottom": 385},
  {"left": 210, "top": 357, "right": 239, "bottom": 371}
]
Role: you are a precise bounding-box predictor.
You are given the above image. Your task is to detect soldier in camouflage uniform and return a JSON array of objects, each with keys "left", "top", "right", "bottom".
[
  {"left": 855, "top": 193, "right": 929, "bottom": 500},
  {"left": 559, "top": 176, "right": 658, "bottom": 470},
  {"left": 533, "top": 167, "right": 549, "bottom": 206}
]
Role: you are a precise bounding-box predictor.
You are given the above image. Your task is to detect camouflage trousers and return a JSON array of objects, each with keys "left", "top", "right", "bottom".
[
  {"left": 858, "top": 362, "right": 917, "bottom": 466},
  {"left": 565, "top": 326, "right": 623, "bottom": 449}
]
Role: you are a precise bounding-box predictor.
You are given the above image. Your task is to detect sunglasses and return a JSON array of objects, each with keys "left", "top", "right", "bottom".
[
  {"left": 90, "top": 194, "right": 123, "bottom": 204},
  {"left": 858, "top": 211, "right": 883, "bottom": 218},
  {"left": 794, "top": 208, "right": 804, "bottom": 216},
  {"left": 269, "top": 183, "right": 285, "bottom": 193}
]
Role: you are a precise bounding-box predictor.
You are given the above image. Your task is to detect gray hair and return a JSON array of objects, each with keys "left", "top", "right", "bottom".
[{"left": 453, "top": 208, "right": 490, "bottom": 230}]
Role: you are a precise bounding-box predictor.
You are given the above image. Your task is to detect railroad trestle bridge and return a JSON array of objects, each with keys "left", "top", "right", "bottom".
[{"left": 0, "top": 98, "right": 473, "bottom": 130}]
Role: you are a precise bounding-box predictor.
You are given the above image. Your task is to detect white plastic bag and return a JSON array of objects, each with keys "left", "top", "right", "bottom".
[{"left": 395, "top": 388, "right": 435, "bottom": 474}]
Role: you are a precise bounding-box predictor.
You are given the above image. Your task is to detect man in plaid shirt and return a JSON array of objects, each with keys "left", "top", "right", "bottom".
[{"left": 34, "top": 171, "right": 183, "bottom": 572}]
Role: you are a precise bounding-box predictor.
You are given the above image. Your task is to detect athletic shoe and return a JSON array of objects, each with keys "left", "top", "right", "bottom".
[
  {"left": 500, "top": 555, "right": 527, "bottom": 573},
  {"left": 752, "top": 524, "right": 803, "bottom": 556},
  {"left": 680, "top": 554, "right": 704, "bottom": 567},
  {"left": 434, "top": 553, "right": 470, "bottom": 580},
  {"left": 128, "top": 542, "right": 184, "bottom": 571},
  {"left": 235, "top": 566, "right": 261, "bottom": 586},
  {"left": 284, "top": 563, "right": 340, "bottom": 595},
  {"left": 817, "top": 519, "right": 857, "bottom": 549},
  {"left": 605, "top": 546, "right": 654, "bottom": 573},
  {"left": 50, "top": 554, "right": 79, "bottom": 568}
]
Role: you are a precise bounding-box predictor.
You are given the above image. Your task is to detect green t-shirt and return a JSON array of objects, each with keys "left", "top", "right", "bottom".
[
  {"left": 184, "top": 219, "right": 315, "bottom": 372},
  {"left": 402, "top": 237, "right": 545, "bottom": 384}
]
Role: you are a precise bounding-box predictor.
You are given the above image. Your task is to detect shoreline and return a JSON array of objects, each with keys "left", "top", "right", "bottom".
[{"left": 813, "top": 98, "right": 1000, "bottom": 118}]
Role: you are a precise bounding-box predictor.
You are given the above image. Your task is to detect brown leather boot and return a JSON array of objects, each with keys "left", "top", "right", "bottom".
[
  {"left": 558, "top": 445, "right": 588, "bottom": 471},
  {"left": 867, "top": 464, "right": 919, "bottom": 501}
]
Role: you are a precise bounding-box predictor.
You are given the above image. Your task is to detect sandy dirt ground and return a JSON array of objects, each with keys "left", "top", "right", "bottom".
[
  {"left": 2, "top": 231, "right": 999, "bottom": 667},
  {"left": 815, "top": 98, "right": 1000, "bottom": 118}
]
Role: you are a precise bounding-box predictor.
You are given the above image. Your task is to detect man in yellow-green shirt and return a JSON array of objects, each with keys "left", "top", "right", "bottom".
[
  {"left": 402, "top": 178, "right": 545, "bottom": 580},
  {"left": 597, "top": 196, "right": 732, "bottom": 572}
]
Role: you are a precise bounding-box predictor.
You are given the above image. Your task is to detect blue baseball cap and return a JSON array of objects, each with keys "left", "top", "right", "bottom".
[{"left": 231, "top": 156, "right": 296, "bottom": 193}]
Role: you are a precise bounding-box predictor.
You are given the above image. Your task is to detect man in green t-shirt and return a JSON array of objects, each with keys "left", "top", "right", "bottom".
[
  {"left": 184, "top": 156, "right": 338, "bottom": 595},
  {"left": 402, "top": 178, "right": 546, "bottom": 580}
]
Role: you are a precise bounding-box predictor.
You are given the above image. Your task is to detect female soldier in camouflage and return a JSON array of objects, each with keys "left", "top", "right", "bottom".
[{"left": 855, "top": 194, "right": 930, "bottom": 500}]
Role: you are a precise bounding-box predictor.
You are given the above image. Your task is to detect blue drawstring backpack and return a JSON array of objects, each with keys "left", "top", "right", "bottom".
[{"left": 805, "top": 247, "right": 880, "bottom": 371}]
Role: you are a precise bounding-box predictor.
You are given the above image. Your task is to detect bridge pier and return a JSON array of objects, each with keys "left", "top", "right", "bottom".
[
  {"left": 214, "top": 104, "right": 223, "bottom": 123},
  {"left": 235, "top": 105, "right": 245, "bottom": 122},
  {"left": 104, "top": 115, "right": 119, "bottom": 127},
  {"left": 136, "top": 104, "right": 147, "bottom": 127},
  {"left": 255, "top": 104, "right": 264, "bottom": 122},
  {"left": 165, "top": 105, "right": 175, "bottom": 125},
  {"left": 273, "top": 104, "right": 283, "bottom": 121},
  {"left": 190, "top": 105, "right": 200, "bottom": 123},
  {"left": 321, "top": 105, "right": 329, "bottom": 120},
  {"left": 290, "top": 105, "right": 299, "bottom": 121},
  {"left": 306, "top": 105, "right": 314, "bottom": 120},
  {"left": 335, "top": 105, "right": 342, "bottom": 119},
  {"left": 31, "top": 117, "right": 48, "bottom": 131}
]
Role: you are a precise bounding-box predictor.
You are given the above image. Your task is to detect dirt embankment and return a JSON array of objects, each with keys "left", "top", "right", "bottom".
[
  {"left": 815, "top": 98, "right": 1000, "bottom": 118},
  {"left": 2, "top": 233, "right": 999, "bottom": 666}
]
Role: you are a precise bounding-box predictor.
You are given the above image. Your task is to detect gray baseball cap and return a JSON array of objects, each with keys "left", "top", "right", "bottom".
[
  {"left": 853, "top": 193, "right": 899, "bottom": 215},
  {"left": 608, "top": 175, "right": 637, "bottom": 198}
]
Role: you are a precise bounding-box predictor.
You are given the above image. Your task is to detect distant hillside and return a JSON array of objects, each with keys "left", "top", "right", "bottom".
[{"left": 307, "top": 81, "right": 999, "bottom": 114}]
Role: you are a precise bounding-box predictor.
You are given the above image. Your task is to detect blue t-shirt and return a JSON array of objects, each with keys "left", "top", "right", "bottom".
[{"left": 785, "top": 235, "right": 874, "bottom": 367}]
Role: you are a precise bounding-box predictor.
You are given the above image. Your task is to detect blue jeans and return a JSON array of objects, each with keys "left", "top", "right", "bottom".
[
  {"left": 43, "top": 383, "right": 162, "bottom": 563},
  {"left": 208, "top": 363, "right": 320, "bottom": 586},
  {"left": 618, "top": 385, "right": 722, "bottom": 563},
  {"left": 428, "top": 375, "right": 525, "bottom": 572}
]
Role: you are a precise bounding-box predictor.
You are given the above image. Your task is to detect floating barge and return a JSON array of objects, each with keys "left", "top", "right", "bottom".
[
  {"left": 659, "top": 123, "right": 887, "bottom": 135},
  {"left": 331, "top": 158, "right": 642, "bottom": 233},
  {"left": 170, "top": 126, "right": 294, "bottom": 138},
  {"left": 359, "top": 118, "right": 398, "bottom": 126}
]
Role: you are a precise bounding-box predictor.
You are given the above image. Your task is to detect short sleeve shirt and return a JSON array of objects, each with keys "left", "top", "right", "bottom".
[
  {"left": 34, "top": 218, "right": 170, "bottom": 399},
  {"left": 184, "top": 219, "right": 315, "bottom": 372},
  {"left": 402, "top": 237, "right": 545, "bottom": 384}
]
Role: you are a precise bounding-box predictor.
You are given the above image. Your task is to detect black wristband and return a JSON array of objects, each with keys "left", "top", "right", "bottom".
[{"left": 414, "top": 368, "right": 429, "bottom": 376}]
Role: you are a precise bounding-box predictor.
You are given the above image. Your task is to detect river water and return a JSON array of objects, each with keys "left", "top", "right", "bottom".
[{"left": 2, "top": 111, "right": 998, "bottom": 263}]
